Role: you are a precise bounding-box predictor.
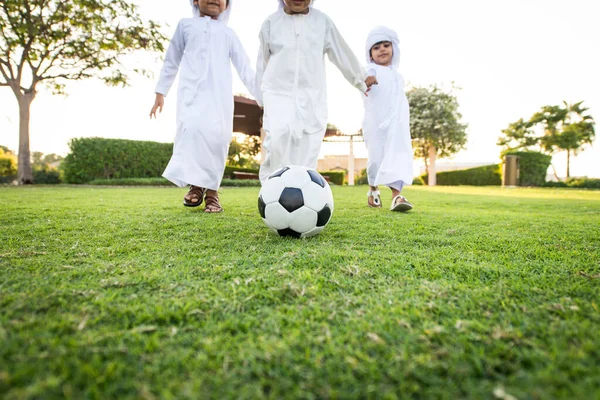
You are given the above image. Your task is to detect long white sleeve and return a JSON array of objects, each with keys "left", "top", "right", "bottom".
[
  {"left": 325, "top": 19, "right": 368, "bottom": 93},
  {"left": 255, "top": 20, "right": 270, "bottom": 107},
  {"left": 230, "top": 32, "right": 257, "bottom": 99},
  {"left": 155, "top": 20, "right": 186, "bottom": 96}
]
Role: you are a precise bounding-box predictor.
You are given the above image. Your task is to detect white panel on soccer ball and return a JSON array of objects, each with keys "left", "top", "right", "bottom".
[
  {"left": 289, "top": 206, "right": 318, "bottom": 234},
  {"left": 301, "top": 182, "right": 328, "bottom": 212},
  {"left": 281, "top": 165, "right": 311, "bottom": 189},
  {"left": 324, "top": 183, "right": 334, "bottom": 211},
  {"left": 260, "top": 177, "right": 286, "bottom": 204},
  {"left": 264, "top": 203, "right": 291, "bottom": 230},
  {"left": 301, "top": 226, "right": 324, "bottom": 238}
]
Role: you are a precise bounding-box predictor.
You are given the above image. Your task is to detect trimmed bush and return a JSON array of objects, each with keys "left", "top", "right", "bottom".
[
  {"left": 33, "top": 166, "right": 62, "bottom": 184},
  {"left": 503, "top": 151, "right": 551, "bottom": 187},
  {"left": 566, "top": 178, "right": 600, "bottom": 189},
  {"left": 420, "top": 164, "right": 501, "bottom": 186},
  {"left": 319, "top": 171, "right": 344, "bottom": 185},
  {"left": 412, "top": 177, "right": 425, "bottom": 185},
  {"left": 88, "top": 177, "right": 261, "bottom": 187},
  {"left": 63, "top": 138, "right": 172, "bottom": 184}
]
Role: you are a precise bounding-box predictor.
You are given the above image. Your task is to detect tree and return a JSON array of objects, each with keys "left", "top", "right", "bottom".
[
  {"left": 498, "top": 101, "right": 595, "bottom": 179},
  {"left": 407, "top": 85, "right": 468, "bottom": 186},
  {"left": 228, "top": 136, "right": 261, "bottom": 168},
  {"left": 533, "top": 102, "right": 595, "bottom": 179},
  {"left": 31, "top": 151, "right": 62, "bottom": 168},
  {"left": 0, "top": 0, "right": 167, "bottom": 184}
]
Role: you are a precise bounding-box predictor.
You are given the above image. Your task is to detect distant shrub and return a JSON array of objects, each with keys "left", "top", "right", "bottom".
[
  {"left": 33, "top": 166, "right": 62, "bottom": 184},
  {"left": 503, "top": 151, "right": 551, "bottom": 187},
  {"left": 421, "top": 164, "right": 501, "bottom": 186},
  {"left": 412, "top": 176, "right": 425, "bottom": 185},
  {"left": 224, "top": 166, "right": 259, "bottom": 179},
  {"left": 319, "top": 171, "right": 344, "bottom": 185},
  {"left": 63, "top": 138, "right": 172, "bottom": 184},
  {"left": 88, "top": 177, "right": 261, "bottom": 187},
  {"left": 564, "top": 178, "right": 600, "bottom": 189},
  {"left": 0, "top": 148, "right": 17, "bottom": 183}
]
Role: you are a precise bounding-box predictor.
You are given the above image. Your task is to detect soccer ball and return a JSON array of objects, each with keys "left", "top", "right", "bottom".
[{"left": 258, "top": 165, "right": 334, "bottom": 238}]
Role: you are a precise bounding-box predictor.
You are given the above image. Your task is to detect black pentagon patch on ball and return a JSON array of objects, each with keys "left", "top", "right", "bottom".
[
  {"left": 316, "top": 205, "right": 332, "bottom": 227},
  {"left": 268, "top": 166, "right": 290, "bottom": 179},
  {"left": 258, "top": 195, "right": 266, "bottom": 218},
  {"left": 278, "top": 228, "right": 302, "bottom": 239},
  {"left": 307, "top": 169, "right": 326, "bottom": 188},
  {"left": 279, "top": 188, "right": 304, "bottom": 213}
]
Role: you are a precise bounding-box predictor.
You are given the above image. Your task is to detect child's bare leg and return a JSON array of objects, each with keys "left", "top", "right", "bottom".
[{"left": 204, "top": 189, "right": 223, "bottom": 213}]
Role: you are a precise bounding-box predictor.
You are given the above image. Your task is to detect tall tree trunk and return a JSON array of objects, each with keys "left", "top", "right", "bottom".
[
  {"left": 566, "top": 150, "right": 570, "bottom": 179},
  {"left": 428, "top": 144, "right": 436, "bottom": 186},
  {"left": 18, "top": 92, "right": 35, "bottom": 184}
]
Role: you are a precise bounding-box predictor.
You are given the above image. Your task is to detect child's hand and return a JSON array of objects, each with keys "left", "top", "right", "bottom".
[
  {"left": 364, "top": 75, "right": 378, "bottom": 96},
  {"left": 150, "top": 94, "right": 165, "bottom": 119}
]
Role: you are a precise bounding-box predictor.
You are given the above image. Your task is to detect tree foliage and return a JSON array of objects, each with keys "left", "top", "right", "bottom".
[
  {"left": 0, "top": 0, "right": 166, "bottom": 94},
  {"left": 498, "top": 101, "right": 595, "bottom": 178},
  {"left": 407, "top": 85, "right": 468, "bottom": 161},
  {"left": 228, "top": 136, "right": 261, "bottom": 169},
  {"left": 0, "top": 0, "right": 167, "bottom": 183},
  {"left": 0, "top": 145, "right": 17, "bottom": 176}
]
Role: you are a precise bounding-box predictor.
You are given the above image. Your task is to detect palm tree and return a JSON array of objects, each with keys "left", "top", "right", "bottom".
[{"left": 532, "top": 102, "right": 595, "bottom": 179}]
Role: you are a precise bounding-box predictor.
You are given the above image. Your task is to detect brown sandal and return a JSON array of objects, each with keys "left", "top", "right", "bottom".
[
  {"left": 183, "top": 186, "right": 206, "bottom": 207},
  {"left": 204, "top": 193, "right": 223, "bottom": 213}
]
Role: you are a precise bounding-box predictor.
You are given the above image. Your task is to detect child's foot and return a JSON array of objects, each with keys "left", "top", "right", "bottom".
[
  {"left": 184, "top": 186, "right": 206, "bottom": 207},
  {"left": 390, "top": 195, "right": 413, "bottom": 212},
  {"left": 204, "top": 192, "right": 223, "bottom": 213},
  {"left": 367, "top": 190, "right": 382, "bottom": 208}
]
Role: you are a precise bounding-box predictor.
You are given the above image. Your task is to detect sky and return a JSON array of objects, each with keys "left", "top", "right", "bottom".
[{"left": 1, "top": 0, "right": 599, "bottom": 178}]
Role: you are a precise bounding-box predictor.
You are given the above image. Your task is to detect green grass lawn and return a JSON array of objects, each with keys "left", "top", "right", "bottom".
[{"left": 1, "top": 185, "right": 599, "bottom": 399}]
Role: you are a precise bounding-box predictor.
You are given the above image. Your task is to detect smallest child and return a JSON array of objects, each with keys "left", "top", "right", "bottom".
[{"left": 362, "top": 26, "right": 414, "bottom": 212}]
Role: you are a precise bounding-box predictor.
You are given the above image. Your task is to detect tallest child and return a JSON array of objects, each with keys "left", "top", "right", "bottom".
[{"left": 256, "top": 0, "right": 377, "bottom": 182}]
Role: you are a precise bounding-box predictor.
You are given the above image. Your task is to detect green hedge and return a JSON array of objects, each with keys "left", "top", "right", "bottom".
[
  {"left": 503, "top": 151, "right": 551, "bottom": 187},
  {"left": 543, "top": 178, "right": 600, "bottom": 189},
  {"left": 319, "top": 171, "right": 344, "bottom": 185},
  {"left": 420, "top": 164, "right": 501, "bottom": 186},
  {"left": 33, "top": 166, "right": 62, "bottom": 184},
  {"left": 63, "top": 138, "right": 172, "bottom": 184},
  {"left": 88, "top": 177, "right": 261, "bottom": 187}
]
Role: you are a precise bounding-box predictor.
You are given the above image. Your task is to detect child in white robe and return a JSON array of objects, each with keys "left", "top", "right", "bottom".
[
  {"left": 256, "top": 0, "right": 377, "bottom": 183},
  {"left": 362, "top": 26, "right": 414, "bottom": 212},
  {"left": 150, "top": 0, "right": 255, "bottom": 213}
]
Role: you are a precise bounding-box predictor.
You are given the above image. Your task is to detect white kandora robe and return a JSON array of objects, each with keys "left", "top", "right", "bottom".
[
  {"left": 256, "top": 1, "right": 368, "bottom": 183},
  {"left": 155, "top": 0, "right": 255, "bottom": 190},
  {"left": 362, "top": 26, "right": 413, "bottom": 191}
]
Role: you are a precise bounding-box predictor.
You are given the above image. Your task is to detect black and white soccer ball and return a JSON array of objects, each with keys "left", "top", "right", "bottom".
[{"left": 258, "top": 165, "right": 334, "bottom": 238}]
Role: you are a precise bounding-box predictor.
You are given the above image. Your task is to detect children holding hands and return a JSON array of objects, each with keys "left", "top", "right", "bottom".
[{"left": 152, "top": 0, "right": 414, "bottom": 214}]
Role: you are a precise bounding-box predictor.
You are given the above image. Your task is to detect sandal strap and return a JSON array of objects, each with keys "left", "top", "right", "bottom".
[
  {"left": 204, "top": 195, "right": 222, "bottom": 211},
  {"left": 188, "top": 186, "right": 206, "bottom": 197},
  {"left": 367, "top": 190, "right": 381, "bottom": 197}
]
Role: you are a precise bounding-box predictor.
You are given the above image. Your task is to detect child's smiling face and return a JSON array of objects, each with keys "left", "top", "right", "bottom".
[
  {"left": 283, "top": 0, "right": 312, "bottom": 14},
  {"left": 196, "top": 0, "right": 227, "bottom": 17},
  {"left": 370, "top": 41, "right": 393, "bottom": 66}
]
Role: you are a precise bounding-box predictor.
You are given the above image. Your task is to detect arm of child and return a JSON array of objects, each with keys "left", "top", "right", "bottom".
[
  {"left": 255, "top": 20, "right": 270, "bottom": 108},
  {"left": 231, "top": 32, "right": 257, "bottom": 100},
  {"left": 150, "top": 20, "right": 186, "bottom": 118},
  {"left": 324, "top": 18, "right": 370, "bottom": 94}
]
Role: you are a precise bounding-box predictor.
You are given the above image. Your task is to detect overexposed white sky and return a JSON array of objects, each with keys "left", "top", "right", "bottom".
[{"left": 1, "top": 0, "right": 599, "bottom": 177}]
